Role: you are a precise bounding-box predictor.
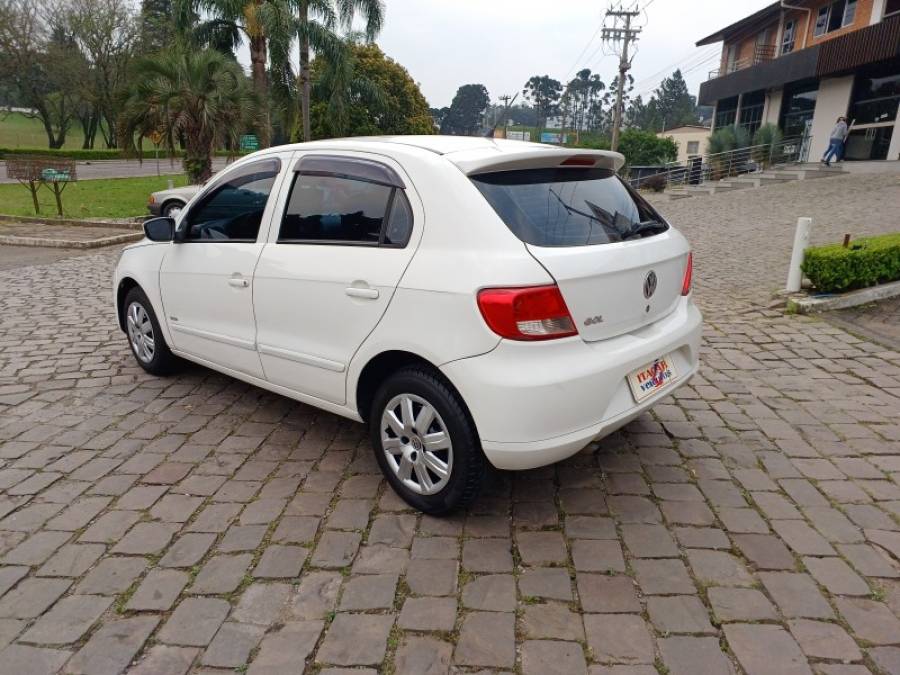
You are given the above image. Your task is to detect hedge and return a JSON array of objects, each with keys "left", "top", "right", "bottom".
[
  {"left": 801, "top": 232, "right": 900, "bottom": 294},
  {"left": 0, "top": 147, "right": 249, "bottom": 160}
]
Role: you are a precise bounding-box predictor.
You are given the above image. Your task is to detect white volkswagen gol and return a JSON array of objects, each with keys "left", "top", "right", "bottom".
[{"left": 114, "top": 136, "right": 701, "bottom": 514}]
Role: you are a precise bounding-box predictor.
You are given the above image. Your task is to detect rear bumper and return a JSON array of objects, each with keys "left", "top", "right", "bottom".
[
  {"left": 147, "top": 202, "right": 162, "bottom": 216},
  {"left": 441, "top": 298, "right": 702, "bottom": 470}
]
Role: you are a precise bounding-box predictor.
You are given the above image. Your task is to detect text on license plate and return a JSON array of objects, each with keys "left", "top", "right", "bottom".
[{"left": 627, "top": 354, "right": 678, "bottom": 403}]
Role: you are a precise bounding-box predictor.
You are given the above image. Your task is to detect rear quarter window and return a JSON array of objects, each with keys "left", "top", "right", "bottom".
[{"left": 471, "top": 167, "right": 667, "bottom": 247}]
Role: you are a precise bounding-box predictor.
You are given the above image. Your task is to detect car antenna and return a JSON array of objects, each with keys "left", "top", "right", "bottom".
[{"left": 484, "top": 93, "right": 519, "bottom": 139}]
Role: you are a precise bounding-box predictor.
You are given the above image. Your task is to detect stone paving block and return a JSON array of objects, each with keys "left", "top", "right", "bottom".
[
  {"left": 311, "top": 531, "right": 362, "bottom": 569},
  {"left": 405, "top": 558, "right": 458, "bottom": 596},
  {"left": 647, "top": 595, "right": 715, "bottom": 634},
  {"left": 522, "top": 602, "right": 585, "bottom": 641},
  {"left": 201, "top": 621, "right": 265, "bottom": 668},
  {"left": 607, "top": 495, "right": 661, "bottom": 523},
  {"left": 248, "top": 620, "right": 323, "bottom": 674},
  {"left": 75, "top": 556, "right": 146, "bottom": 595},
  {"left": 129, "top": 645, "right": 198, "bottom": 675},
  {"left": 462, "top": 574, "right": 516, "bottom": 612},
  {"left": 517, "top": 531, "right": 568, "bottom": 565},
  {"left": 571, "top": 539, "right": 625, "bottom": 572},
  {"left": 111, "top": 522, "right": 179, "bottom": 555},
  {"left": 398, "top": 596, "right": 457, "bottom": 631},
  {"left": 189, "top": 553, "right": 253, "bottom": 594},
  {"left": 787, "top": 619, "right": 862, "bottom": 662},
  {"left": 252, "top": 544, "right": 307, "bottom": 578},
  {"left": 686, "top": 549, "right": 754, "bottom": 587},
  {"left": 0, "top": 618, "right": 24, "bottom": 650},
  {"left": 518, "top": 567, "right": 572, "bottom": 601},
  {"left": 454, "top": 611, "right": 516, "bottom": 668},
  {"left": 0, "top": 565, "right": 28, "bottom": 599},
  {"left": 462, "top": 538, "right": 513, "bottom": 573},
  {"left": 564, "top": 515, "right": 616, "bottom": 539},
  {"left": 394, "top": 635, "right": 452, "bottom": 675},
  {"left": 759, "top": 572, "right": 834, "bottom": 619},
  {"left": 186, "top": 503, "right": 242, "bottom": 533},
  {"left": 0, "top": 578, "right": 70, "bottom": 618},
  {"left": 45, "top": 497, "right": 111, "bottom": 531},
  {"left": 78, "top": 510, "right": 140, "bottom": 543},
  {"left": 514, "top": 500, "right": 560, "bottom": 529},
  {"left": 3, "top": 531, "right": 71, "bottom": 566},
  {"left": 159, "top": 533, "right": 216, "bottom": 567},
  {"left": 838, "top": 542, "right": 900, "bottom": 578},
  {"left": 339, "top": 573, "right": 398, "bottom": 611},
  {"left": 869, "top": 646, "right": 900, "bottom": 674},
  {"left": 675, "top": 526, "right": 730, "bottom": 549},
  {"left": 707, "top": 587, "right": 777, "bottom": 622},
  {"left": 127, "top": 569, "right": 189, "bottom": 611},
  {"left": 272, "top": 515, "right": 319, "bottom": 544},
  {"left": 0, "top": 643, "right": 71, "bottom": 675},
  {"left": 803, "top": 556, "right": 870, "bottom": 595},
  {"left": 158, "top": 597, "right": 230, "bottom": 647},
  {"left": 631, "top": 558, "right": 695, "bottom": 595},
  {"left": 583, "top": 613, "right": 654, "bottom": 665},
  {"left": 66, "top": 615, "right": 159, "bottom": 675},
  {"left": 316, "top": 612, "right": 394, "bottom": 666},
  {"left": 772, "top": 520, "right": 837, "bottom": 556},
  {"left": 149, "top": 494, "right": 203, "bottom": 523},
  {"left": 410, "top": 535, "right": 458, "bottom": 560},
  {"left": 724, "top": 623, "right": 812, "bottom": 675},
  {"left": 232, "top": 582, "right": 291, "bottom": 625},
  {"left": 732, "top": 533, "right": 796, "bottom": 570},
  {"left": 660, "top": 500, "right": 716, "bottom": 526},
  {"left": 217, "top": 524, "right": 267, "bottom": 553},
  {"left": 522, "top": 639, "right": 587, "bottom": 675},
  {"left": 658, "top": 636, "right": 733, "bottom": 675},
  {"left": 368, "top": 514, "right": 416, "bottom": 547},
  {"left": 35, "top": 543, "right": 104, "bottom": 578},
  {"left": 288, "top": 571, "right": 342, "bottom": 620},
  {"left": 836, "top": 597, "right": 900, "bottom": 644},
  {"left": 577, "top": 574, "right": 640, "bottom": 613},
  {"left": 21, "top": 594, "right": 112, "bottom": 644},
  {"left": 621, "top": 524, "right": 678, "bottom": 557}
]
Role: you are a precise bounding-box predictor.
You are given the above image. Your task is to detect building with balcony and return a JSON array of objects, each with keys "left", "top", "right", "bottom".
[{"left": 697, "top": 0, "right": 900, "bottom": 161}]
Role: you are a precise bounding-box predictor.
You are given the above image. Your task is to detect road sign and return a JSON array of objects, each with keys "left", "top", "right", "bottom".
[
  {"left": 540, "top": 132, "right": 567, "bottom": 144},
  {"left": 240, "top": 134, "right": 260, "bottom": 152}
]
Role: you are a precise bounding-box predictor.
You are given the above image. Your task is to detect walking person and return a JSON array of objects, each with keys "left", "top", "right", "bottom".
[{"left": 821, "top": 116, "right": 848, "bottom": 166}]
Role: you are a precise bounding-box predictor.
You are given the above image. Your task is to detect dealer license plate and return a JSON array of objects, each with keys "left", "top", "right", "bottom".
[{"left": 627, "top": 354, "right": 678, "bottom": 403}]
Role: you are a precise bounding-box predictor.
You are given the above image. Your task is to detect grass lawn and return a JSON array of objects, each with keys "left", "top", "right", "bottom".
[
  {"left": 0, "top": 175, "right": 189, "bottom": 219},
  {"left": 0, "top": 112, "right": 86, "bottom": 150}
]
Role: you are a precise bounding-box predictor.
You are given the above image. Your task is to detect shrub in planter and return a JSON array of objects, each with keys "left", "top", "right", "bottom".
[{"left": 801, "top": 233, "right": 900, "bottom": 293}]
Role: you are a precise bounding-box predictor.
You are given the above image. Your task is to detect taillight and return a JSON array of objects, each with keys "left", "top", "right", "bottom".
[
  {"left": 681, "top": 252, "right": 693, "bottom": 296},
  {"left": 477, "top": 285, "right": 578, "bottom": 341}
]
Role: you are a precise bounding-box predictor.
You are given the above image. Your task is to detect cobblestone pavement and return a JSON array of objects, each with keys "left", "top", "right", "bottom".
[
  {"left": 0, "top": 172, "right": 899, "bottom": 675},
  {"left": 825, "top": 297, "right": 900, "bottom": 353}
]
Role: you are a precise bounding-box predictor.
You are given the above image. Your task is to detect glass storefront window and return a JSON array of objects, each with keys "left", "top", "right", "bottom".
[
  {"left": 780, "top": 83, "right": 819, "bottom": 138},
  {"left": 849, "top": 65, "right": 900, "bottom": 125},
  {"left": 844, "top": 127, "right": 894, "bottom": 160}
]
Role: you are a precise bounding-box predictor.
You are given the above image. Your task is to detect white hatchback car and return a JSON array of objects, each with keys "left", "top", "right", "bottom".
[{"left": 114, "top": 136, "right": 702, "bottom": 514}]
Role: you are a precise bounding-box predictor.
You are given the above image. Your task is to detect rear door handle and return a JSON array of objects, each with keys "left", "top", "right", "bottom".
[
  {"left": 345, "top": 287, "right": 379, "bottom": 300},
  {"left": 228, "top": 277, "right": 250, "bottom": 288}
]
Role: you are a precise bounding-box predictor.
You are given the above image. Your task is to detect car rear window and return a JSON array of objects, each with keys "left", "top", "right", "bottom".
[{"left": 471, "top": 167, "right": 667, "bottom": 247}]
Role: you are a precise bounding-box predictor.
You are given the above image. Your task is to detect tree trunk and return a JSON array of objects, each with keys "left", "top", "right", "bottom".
[
  {"left": 298, "top": 0, "right": 311, "bottom": 142},
  {"left": 249, "top": 32, "right": 271, "bottom": 146},
  {"left": 184, "top": 136, "right": 213, "bottom": 184}
]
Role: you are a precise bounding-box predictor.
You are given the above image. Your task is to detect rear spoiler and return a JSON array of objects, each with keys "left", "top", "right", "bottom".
[{"left": 448, "top": 147, "right": 625, "bottom": 175}]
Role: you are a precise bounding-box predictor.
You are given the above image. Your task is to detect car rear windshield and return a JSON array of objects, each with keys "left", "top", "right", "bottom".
[{"left": 471, "top": 167, "right": 667, "bottom": 247}]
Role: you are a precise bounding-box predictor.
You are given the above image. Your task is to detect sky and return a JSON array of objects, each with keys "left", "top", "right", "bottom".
[
  {"left": 235, "top": 0, "right": 775, "bottom": 108},
  {"left": 370, "top": 0, "right": 775, "bottom": 108}
]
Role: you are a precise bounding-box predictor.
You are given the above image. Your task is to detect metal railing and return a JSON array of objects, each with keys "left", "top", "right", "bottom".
[
  {"left": 709, "top": 45, "right": 778, "bottom": 80},
  {"left": 628, "top": 135, "right": 811, "bottom": 192}
]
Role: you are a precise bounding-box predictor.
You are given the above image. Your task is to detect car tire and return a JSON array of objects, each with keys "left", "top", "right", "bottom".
[
  {"left": 370, "top": 366, "right": 485, "bottom": 515},
  {"left": 123, "top": 287, "right": 180, "bottom": 376},
  {"left": 162, "top": 201, "right": 184, "bottom": 218}
]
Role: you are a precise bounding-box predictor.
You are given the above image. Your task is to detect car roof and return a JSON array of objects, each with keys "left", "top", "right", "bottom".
[{"left": 248, "top": 135, "right": 625, "bottom": 174}]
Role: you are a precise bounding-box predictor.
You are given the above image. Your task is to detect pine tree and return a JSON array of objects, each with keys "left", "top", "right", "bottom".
[{"left": 139, "top": 0, "right": 174, "bottom": 54}]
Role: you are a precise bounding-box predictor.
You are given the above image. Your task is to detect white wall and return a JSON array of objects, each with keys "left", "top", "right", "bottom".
[
  {"left": 809, "top": 76, "right": 854, "bottom": 159},
  {"left": 871, "top": 0, "right": 886, "bottom": 24},
  {"left": 888, "top": 106, "right": 900, "bottom": 161},
  {"left": 763, "top": 88, "right": 783, "bottom": 126}
]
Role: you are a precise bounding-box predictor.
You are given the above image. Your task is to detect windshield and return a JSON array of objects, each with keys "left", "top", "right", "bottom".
[{"left": 471, "top": 167, "right": 667, "bottom": 247}]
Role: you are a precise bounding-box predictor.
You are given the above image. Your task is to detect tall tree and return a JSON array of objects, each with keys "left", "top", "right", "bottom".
[
  {"left": 297, "top": 0, "right": 383, "bottom": 142},
  {"left": 119, "top": 47, "right": 257, "bottom": 182},
  {"left": 139, "top": 0, "right": 174, "bottom": 53},
  {"left": 310, "top": 41, "right": 432, "bottom": 138},
  {"left": 650, "top": 69, "right": 697, "bottom": 131},
  {"left": 522, "top": 75, "right": 561, "bottom": 134},
  {"left": 440, "top": 83, "right": 489, "bottom": 136}
]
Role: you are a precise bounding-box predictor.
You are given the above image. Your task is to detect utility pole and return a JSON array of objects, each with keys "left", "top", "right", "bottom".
[
  {"left": 602, "top": 4, "right": 641, "bottom": 152},
  {"left": 497, "top": 95, "right": 512, "bottom": 138}
]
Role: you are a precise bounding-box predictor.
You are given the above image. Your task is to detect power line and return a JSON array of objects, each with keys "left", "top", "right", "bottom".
[
  {"left": 602, "top": 3, "right": 642, "bottom": 151},
  {"left": 564, "top": 22, "right": 606, "bottom": 80},
  {"left": 631, "top": 44, "right": 719, "bottom": 92}
]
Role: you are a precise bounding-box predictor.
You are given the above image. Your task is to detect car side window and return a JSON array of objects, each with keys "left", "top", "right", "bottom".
[
  {"left": 278, "top": 156, "right": 413, "bottom": 247},
  {"left": 184, "top": 159, "right": 281, "bottom": 242}
]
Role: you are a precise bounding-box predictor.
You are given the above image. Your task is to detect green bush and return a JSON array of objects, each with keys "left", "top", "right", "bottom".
[
  {"left": 0, "top": 147, "right": 249, "bottom": 160},
  {"left": 801, "top": 233, "right": 900, "bottom": 293},
  {"left": 751, "top": 123, "right": 783, "bottom": 166}
]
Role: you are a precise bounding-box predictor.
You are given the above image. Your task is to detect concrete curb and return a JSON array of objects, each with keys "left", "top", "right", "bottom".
[
  {"left": 786, "top": 279, "right": 900, "bottom": 314},
  {"left": 0, "top": 232, "right": 143, "bottom": 249},
  {"left": 0, "top": 214, "right": 143, "bottom": 230}
]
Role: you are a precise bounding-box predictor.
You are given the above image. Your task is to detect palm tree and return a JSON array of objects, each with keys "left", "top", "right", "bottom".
[
  {"left": 119, "top": 47, "right": 257, "bottom": 183},
  {"left": 297, "top": 0, "right": 384, "bottom": 141},
  {"left": 188, "top": 0, "right": 296, "bottom": 146}
]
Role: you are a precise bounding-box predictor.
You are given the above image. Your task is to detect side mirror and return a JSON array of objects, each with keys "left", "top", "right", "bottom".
[{"left": 143, "top": 217, "right": 175, "bottom": 242}]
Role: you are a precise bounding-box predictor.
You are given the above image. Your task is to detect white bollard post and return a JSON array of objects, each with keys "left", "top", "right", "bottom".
[
  {"left": 786, "top": 217, "right": 812, "bottom": 293},
  {"left": 167, "top": 178, "right": 174, "bottom": 190}
]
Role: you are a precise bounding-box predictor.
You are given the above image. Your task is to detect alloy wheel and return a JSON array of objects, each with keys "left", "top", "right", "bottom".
[
  {"left": 126, "top": 301, "right": 155, "bottom": 364},
  {"left": 380, "top": 393, "right": 453, "bottom": 495}
]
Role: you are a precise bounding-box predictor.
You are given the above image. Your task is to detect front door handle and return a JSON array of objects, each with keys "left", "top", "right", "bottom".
[
  {"left": 228, "top": 277, "right": 250, "bottom": 288},
  {"left": 345, "top": 287, "right": 379, "bottom": 300}
]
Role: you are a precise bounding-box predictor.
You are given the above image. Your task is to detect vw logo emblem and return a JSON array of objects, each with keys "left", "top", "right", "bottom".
[{"left": 643, "top": 270, "right": 657, "bottom": 299}]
